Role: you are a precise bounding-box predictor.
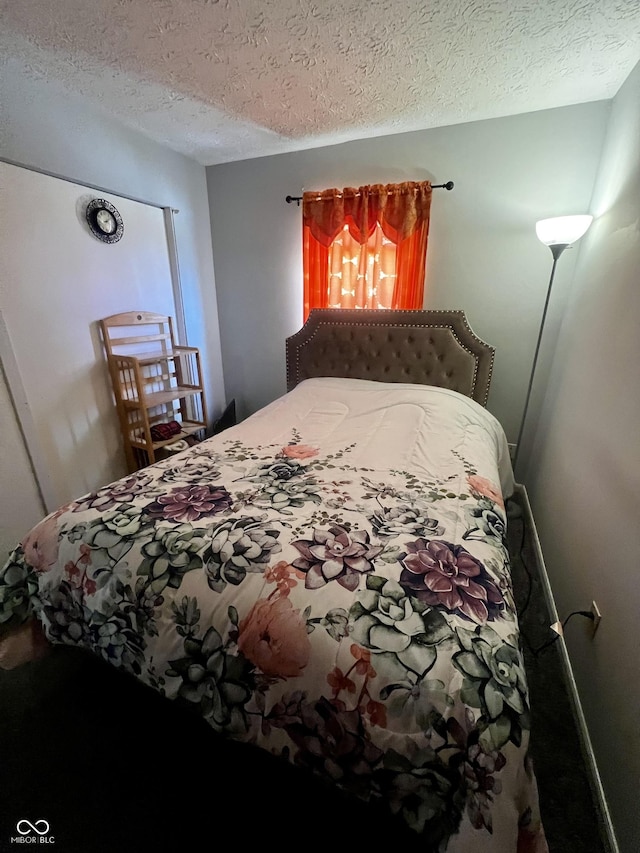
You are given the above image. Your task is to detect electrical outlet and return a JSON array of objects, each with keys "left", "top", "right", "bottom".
[{"left": 590, "top": 601, "right": 601, "bottom": 636}]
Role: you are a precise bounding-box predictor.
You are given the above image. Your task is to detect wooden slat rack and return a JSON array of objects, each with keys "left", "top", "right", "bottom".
[{"left": 99, "top": 311, "right": 208, "bottom": 471}]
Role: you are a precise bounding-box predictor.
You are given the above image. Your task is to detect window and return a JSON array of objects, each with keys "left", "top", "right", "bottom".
[{"left": 302, "top": 181, "right": 432, "bottom": 321}]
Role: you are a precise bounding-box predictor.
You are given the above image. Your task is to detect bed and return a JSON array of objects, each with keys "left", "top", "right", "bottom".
[{"left": 0, "top": 309, "right": 547, "bottom": 852}]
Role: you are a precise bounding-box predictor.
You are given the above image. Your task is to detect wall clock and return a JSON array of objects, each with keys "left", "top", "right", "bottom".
[{"left": 86, "top": 198, "right": 124, "bottom": 244}]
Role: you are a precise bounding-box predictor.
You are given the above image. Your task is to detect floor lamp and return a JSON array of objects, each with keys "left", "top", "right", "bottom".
[{"left": 513, "top": 214, "right": 593, "bottom": 472}]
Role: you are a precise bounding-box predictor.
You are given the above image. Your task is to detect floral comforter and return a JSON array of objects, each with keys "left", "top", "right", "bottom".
[{"left": 0, "top": 378, "right": 547, "bottom": 851}]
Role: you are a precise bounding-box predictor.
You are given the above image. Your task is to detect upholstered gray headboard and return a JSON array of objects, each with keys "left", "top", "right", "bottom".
[{"left": 285, "top": 309, "right": 495, "bottom": 406}]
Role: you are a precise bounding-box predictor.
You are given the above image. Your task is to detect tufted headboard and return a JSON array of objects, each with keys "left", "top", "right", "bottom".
[{"left": 285, "top": 309, "right": 495, "bottom": 406}]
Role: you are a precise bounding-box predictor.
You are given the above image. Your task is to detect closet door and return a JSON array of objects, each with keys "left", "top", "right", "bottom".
[
  {"left": 0, "top": 363, "right": 45, "bottom": 557},
  {"left": 0, "top": 161, "right": 177, "bottom": 510}
]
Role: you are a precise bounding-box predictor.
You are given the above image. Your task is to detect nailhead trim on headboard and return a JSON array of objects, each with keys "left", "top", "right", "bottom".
[{"left": 285, "top": 309, "right": 495, "bottom": 407}]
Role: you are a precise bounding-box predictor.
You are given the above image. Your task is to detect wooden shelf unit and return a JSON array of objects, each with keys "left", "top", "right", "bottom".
[{"left": 99, "top": 312, "right": 208, "bottom": 471}]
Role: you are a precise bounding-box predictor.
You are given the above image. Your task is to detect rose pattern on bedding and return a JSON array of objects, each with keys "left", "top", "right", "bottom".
[{"left": 0, "top": 432, "right": 545, "bottom": 851}]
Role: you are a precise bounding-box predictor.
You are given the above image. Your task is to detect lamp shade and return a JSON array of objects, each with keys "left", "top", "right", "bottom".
[{"left": 535, "top": 215, "right": 593, "bottom": 247}]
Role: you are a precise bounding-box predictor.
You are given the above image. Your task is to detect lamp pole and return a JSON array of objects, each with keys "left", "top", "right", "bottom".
[
  {"left": 514, "top": 214, "right": 592, "bottom": 478},
  {"left": 513, "top": 242, "right": 568, "bottom": 473}
]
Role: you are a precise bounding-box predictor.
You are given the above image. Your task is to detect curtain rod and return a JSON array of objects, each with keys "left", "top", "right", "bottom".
[{"left": 285, "top": 181, "right": 454, "bottom": 206}]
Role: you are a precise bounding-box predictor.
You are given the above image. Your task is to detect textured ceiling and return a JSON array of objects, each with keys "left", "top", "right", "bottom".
[{"left": 1, "top": 0, "right": 639, "bottom": 166}]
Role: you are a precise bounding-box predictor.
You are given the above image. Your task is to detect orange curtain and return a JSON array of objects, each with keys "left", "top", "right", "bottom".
[{"left": 302, "top": 181, "right": 432, "bottom": 321}]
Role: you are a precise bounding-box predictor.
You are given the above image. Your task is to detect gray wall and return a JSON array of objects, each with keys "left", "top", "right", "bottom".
[
  {"left": 207, "top": 101, "right": 609, "bottom": 440},
  {"left": 527, "top": 61, "right": 640, "bottom": 853}
]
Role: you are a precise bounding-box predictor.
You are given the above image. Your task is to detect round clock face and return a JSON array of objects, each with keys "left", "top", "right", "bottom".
[
  {"left": 86, "top": 199, "right": 124, "bottom": 243},
  {"left": 96, "top": 208, "right": 116, "bottom": 234}
]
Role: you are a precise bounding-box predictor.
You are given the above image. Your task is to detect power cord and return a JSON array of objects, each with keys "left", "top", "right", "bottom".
[
  {"left": 529, "top": 610, "right": 595, "bottom": 659},
  {"left": 506, "top": 497, "right": 533, "bottom": 618},
  {"left": 506, "top": 497, "right": 596, "bottom": 658},
  {"left": 517, "top": 509, "right": 532, "bottom": 617}
]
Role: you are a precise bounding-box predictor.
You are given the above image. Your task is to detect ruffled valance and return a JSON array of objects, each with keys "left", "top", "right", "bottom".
[{"left": 303, "top": 181, "right": 432, "bottom": 247}]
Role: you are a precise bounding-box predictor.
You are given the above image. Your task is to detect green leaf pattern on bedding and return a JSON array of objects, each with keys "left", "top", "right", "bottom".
[{"left": 0, "top": 433, "right": 544, "bottom": 849}]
